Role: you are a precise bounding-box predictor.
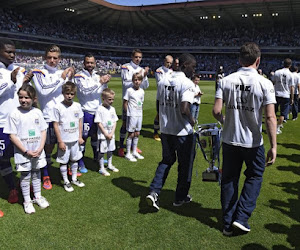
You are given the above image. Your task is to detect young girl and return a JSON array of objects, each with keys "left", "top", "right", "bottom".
[{"left": 4, "top": 84, "right": 50, "bottom": 214}]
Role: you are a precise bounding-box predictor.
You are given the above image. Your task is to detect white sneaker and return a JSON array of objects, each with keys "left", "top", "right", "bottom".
[
  {"left": 133, "top": 152, "right": 144, "bottom": 160},
  {"left": 64, "top": 182, "right": 74, "bottom": 192},
  {"left": 107, "top": 165, "right": 119, "bottom": 172},
  {"left": 33, "top": 196, "right": 50, "bottom": 209},
  {"left": 99, "top": 169, "right": 111, "bottom": 176},
  {"left": 72, "top": 179, "right": 85, "bottom": 187},
  {"left": 23, "top": 201, "right": 36, "bottom": 214},
  {"left": 276, "top": 128, "right": 282, "bottom": 134},
  {"left": 125, "top": 153, "right": 137, "bottom": 162}
]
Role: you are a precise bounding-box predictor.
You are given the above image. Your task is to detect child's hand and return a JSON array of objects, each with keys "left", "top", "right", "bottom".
[
  {"left": 58, "top": 142, "right": 66, "bottom": 151},
  {"left": 78, "top": 138, "right": 85, "bottom": 145},
  {"left": 105, "top": 134, "right": 113, "bottom": 140}
]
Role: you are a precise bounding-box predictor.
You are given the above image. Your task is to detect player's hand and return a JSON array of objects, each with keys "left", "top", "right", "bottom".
[
  {"left": 100, "top": 74, "right": 111, "bottom": 84},
  {"left": 25, "top": 150, "right": 35, "bottom": 158},
  {"left": 78, "top": 138, "right": 85, "bottom": 145},
  {"left": 105, "top": 134, "right": 113, "bottom": 140},
  {"left": 58, "top": 142, "right": 66, "bottom": 151},
  {"left": 265, "top": 148, "right": 276, "bottom": 166},
  {"left": 143, "top": 67, "right": 149, "bottom": 77},
  {"left": 61, "top": 67, "right": 74, "bottom": 80},
  {"left": 31, "top": 149, "right": 42, "bottom": 158},
  {"left": 23, "top": 70, "right": 34, "bottom": 84},
  {"left": 11, "top": 67, "right": 20, "bottom": 84}
]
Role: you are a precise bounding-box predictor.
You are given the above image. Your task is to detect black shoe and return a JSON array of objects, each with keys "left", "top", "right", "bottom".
[
  {"left": 173, "top": 194, "right": 192, "bottom": 207},
  {"left": 146, "top": 192, "right": 159, "bottom": 210},
  {"left": 222, "top": 228, "right": 233, "bottom": 236}
]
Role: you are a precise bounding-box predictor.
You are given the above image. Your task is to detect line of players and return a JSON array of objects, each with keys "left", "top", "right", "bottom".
[{"left": 0, "top": 38, "right": 187, "bottom": 216}]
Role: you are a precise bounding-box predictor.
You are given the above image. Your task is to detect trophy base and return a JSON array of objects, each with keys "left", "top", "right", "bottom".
[{"left": 202, "top": 170, "right": 219, "bottom": 182}]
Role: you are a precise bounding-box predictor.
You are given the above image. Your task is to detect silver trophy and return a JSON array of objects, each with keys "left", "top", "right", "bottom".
[{"left": 196, "top": 123, "right": 222, "bottom": 182}]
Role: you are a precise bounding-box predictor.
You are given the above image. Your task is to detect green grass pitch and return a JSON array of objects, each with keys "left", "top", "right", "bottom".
[{"left": 0, "top": 77, "right": 299, "bottom": 249}]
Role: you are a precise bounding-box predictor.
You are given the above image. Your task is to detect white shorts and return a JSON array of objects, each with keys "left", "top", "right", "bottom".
[
  {"left": 126, "top": 116, "right": 142, "bottom": 132},
  {"left": 16, "top": 157, "right": 47, "bottom": 172},
  {"left": 98, "top": 139, "right": 116, "bottom": 153},
  {"left": 56, "top": 141, "right": 83, "bottom": 164}
]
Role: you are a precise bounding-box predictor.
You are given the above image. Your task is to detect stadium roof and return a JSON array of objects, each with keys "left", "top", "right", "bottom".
[{"left": 2, "top": 0, "right": 300, "bottom": 30}]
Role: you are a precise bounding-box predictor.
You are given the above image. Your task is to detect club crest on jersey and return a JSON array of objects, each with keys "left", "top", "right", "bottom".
[
  {"left": 35, "top": 119, "right": 39, "bottom": 124},
  {"left": 74, "top": 112, "right": 79, "bottom": 118}
]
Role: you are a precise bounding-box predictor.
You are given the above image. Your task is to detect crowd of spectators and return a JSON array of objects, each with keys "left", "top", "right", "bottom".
[
  {"left": 1, "top": 8, "right": 300, "bottom": 48},
  {"left": 1, "top": 7, "right": 297, "bottom": 77}
]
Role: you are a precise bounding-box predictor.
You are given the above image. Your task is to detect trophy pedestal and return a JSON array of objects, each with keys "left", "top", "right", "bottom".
[{"left": 202, "top": 170, "right": 220, "bottom": 182}]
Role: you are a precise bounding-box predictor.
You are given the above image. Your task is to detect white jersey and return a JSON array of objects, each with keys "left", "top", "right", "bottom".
[
  {"left": 94, "top": 105, "right": 118, "bottom": 140},
  {"left": 3, "top": 107, "right": 48, "bottom": 164},
  {"left": 215, "top": 67, "right": 276, "bottom": 148},
  {"left": 31, "top": 64, "right": 66, "bottom": 122},
  {"left": 121, "top": 61, "right": 149, "bottom": 97},
  {"left": 157, "top": 71, "right": 194, "bottom": 136},
  {"left": 293, "top": 72, "right": 300, "bottom": 95},
  {"left": 124, "top": 87, "right": 144, "bottom": 117},
  {"left": 0, "top": 62, "right": 25, "bottom": 127},
  {"left": 273, "top": 67, "right": 293, "bottom": 98},
  {"left": 74, "top": 69, "right": 107, "bottom": 114},
  {"left": 191, "top": 84, "right": 201, "bottom": 104},
  {"left": 52, "top": 101, "right": 83, "bottom": 143},
  {"left": 155, "top": 65, "right": 173, "bottom": 84}
]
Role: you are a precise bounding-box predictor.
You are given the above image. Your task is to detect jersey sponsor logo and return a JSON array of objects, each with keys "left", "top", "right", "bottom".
[
  {"left": 29, "top": 129, "right": 35, "bottom": 137},
  {"left": 70, "top": 122, "right": 75, "bottom": 128},
  {"left": 227, "top": 105, "right": 254, "bottom": 112}
]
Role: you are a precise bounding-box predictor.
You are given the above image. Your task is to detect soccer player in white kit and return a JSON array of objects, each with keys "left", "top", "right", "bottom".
[
  {"left": 124, "top": 73, "right": 145, "bottom": 162},
  {"left": 24, "top": 45, "right": 74, "bottom": 190},
  {"left": 146, "top": 54, "right": 196, "bottom": 211},
  {"left": 118, "top": 49, "right": 149, "bottom": 157},
  {"left": 291, "top": 65, "right": 300, "bottom": 120},
  {"left": 94, "top": 88, "right": 119, "bottom": 176},
  {"left": 53, "top": 82, "right": 85, "bottom": 192},
  {"left": 272, "top": 58, "right": 294, "bottom": 134},
  {"left": 0, "top": 38, "right": 27, "bottom": 210},
  {"left": 213, "top": 42, "right": 277, "bottom": 235},
  {"left": 153, "top": 55, "right": 173, "bottom": 141},
  {"left": 74, "top": 53, "right": 111, "bottom": 173},
  {"left": 4, "top": 85, "right": 50, "bottom": 214}
]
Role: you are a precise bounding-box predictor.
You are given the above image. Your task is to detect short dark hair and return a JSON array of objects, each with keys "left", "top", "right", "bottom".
[
  {"left": 178, "top": 53, "right": 196, "bottom": 68},
  {"left": 84, "top": 53, "right": 95, "bottom": 62},
  {"left": 131, "top": 49, "right": 142, "bottom": 57},
  {"left": 191, "top": 74, "right": 200, "bottom": 80},
  {"left": 62, "top": 81, "right": 77, "bottom": 94},
  {"left": 239, "top": 42, "right": 261, "bottom": 67},
  {"left": 291, "top": 65, "right": 298, "bottom": 72},
  {"left": 0, "top": 38, "right": 15, "bottom": 50},
  {"left": 283, "top": 58, "right": 292, "bottom": 68}
]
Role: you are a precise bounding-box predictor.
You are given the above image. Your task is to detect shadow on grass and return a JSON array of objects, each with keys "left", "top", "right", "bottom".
[
  {"left": 265, "top": 180, "right": 300, "bottom": 249},
  {"left": 276, "top": 154, "right": 300, "bottom": 164},
  {"left": 276, "top": 165, "right": 300, "bottom": 176},
  {"left": 112, "top": 176, "right": 222, "bottom": 231},
  {"left": 241, "top": 243, "right": 268, "bottom": 250},
  {"left": 277, "top": 142, "right": 300, "bottom": 151}
]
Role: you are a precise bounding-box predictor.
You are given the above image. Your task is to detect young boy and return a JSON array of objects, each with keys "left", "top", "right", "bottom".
[
  {"left": 94, "top": 88, "right": 119, "bottom": 176},
  {"left": 124, "top": 73, "right": 145, "bottom": 162},
  {"left": 190, "top": 74, "right": 203, "bottom": 122},
  {"left": 52, "top": 82, "right": 85, "bottom": 192}
]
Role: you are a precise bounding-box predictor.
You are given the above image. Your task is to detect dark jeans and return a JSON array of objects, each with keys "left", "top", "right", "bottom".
[
  {"left": 221, "top": 143, "right": 265, "bottom": 230},
  {"left": 149, "top": 133, "right": 194, "bottom": 201},
  {"left": 292, "top": 94, "right": 299, "bottom": 119}
]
